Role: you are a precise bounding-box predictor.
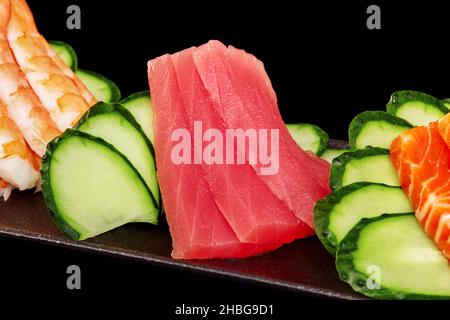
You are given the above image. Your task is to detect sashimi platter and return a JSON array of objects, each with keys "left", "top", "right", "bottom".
[{"left": 0, "top": 0, "right": 449, "bottom": 300}]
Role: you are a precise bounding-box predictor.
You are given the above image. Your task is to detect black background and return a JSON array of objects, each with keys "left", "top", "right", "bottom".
[
  {"left": 1, "top": 0, "right": 449, "bottom": 311},
  {"left": 28, "top": 0, "right": 450, "bottom": 140}
]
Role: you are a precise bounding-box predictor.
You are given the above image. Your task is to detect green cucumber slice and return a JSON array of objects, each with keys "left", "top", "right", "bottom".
[
  {"left": 348, "top": 111, "right": 412, "bottom": 151},
  {"left": 336, "top": 214, "right": 450, "bottom": 299},
  {"left": 75, "top": 102, "right": 160, "bottom": 208},
  {"left": 314, "top": 182, "right": 412, "bottom": 255},
  {"left": 321, "top": 148, "right": 348, "bottom": 164},
  {"left": 76, "top": 69, "right": 121, "bottom": 103},
  {"left": 41, "top": 130, "right": 158, "bottom": 241},
  {"left": 121, "top": 91, "right": 154, "bottom": 144},
  {"left": 330, "top": 147, "right": 400, "bottom": 190},
  {"left": 286, "top": 123, "right": 329, "bottom": 156},
  {"left": 386, "top": 91, "right": 448, "bottom": 126},
  {"left": 49, "top": 40, "right": 78, "bottom": 71}
]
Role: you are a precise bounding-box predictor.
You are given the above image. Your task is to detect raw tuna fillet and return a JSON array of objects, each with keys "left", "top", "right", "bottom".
[
  {"left": 192, "top": 41, "right": 331, "bottom": 228},
  {"left": 148, "top": 53, "right": 282, "bottom": 259},
  {"left": 391, "top": 122, "right": 450, "bottom": 260},
  {"left": 170, "top": 47, "right": 312, "bottom": 244}
]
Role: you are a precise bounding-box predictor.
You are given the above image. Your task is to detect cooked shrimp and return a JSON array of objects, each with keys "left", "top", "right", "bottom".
[
  {"left": 7, "top": 0, "right": 96, "bottom": 132},
  {"left": 0, "top": 99, "right": 40, "bottom": 191},
  {"left": 0, "top": 0, "right": 60, "bottom": 157},
  {"left": 44, "top": 41, "right": 96, "bottom": 106}
]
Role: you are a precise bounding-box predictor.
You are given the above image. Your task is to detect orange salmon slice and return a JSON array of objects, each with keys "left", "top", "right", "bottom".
[{"left": 391, "top": 122, "right": 450, "bottom": 260}]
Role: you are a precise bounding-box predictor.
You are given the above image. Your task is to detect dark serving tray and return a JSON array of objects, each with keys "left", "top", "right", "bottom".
[{"left": 0, "top": 139, "right": 363, "bottom": 300}]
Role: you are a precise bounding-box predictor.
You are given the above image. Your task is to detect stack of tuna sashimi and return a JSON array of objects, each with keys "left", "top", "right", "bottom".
[{"left": 148, "top": 40, "right": 331, "bottom": 259}]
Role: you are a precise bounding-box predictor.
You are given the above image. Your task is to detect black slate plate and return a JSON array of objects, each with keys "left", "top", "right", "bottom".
[{"left": 0, "top": 139, "right": 363, "bottom": 300}]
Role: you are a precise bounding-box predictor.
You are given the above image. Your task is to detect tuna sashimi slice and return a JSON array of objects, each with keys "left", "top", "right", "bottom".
[
  {"left": 391, "top": 122, "right": 450, "bottom": 260},
  {"left": 148, "top": 54, "right": 281, "bottom": 259},
  {"left": 192, "top": 40, "right": 331, "bottom": 228},
  {"left": 171, "top": 47, "right": 312, "bottom": 244},
  {"left": 224, "top": 44, "right": 330, "bottom": 186}
]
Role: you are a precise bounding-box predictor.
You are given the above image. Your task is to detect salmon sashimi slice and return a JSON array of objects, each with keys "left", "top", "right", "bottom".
[
  {"left": 438, "top": 110, "right": 450, "bottom": 147},
  {"left": 148, "top": 54, "right": 283, "bottom": 259},
  {"left": 171, "top": 46, "right": 313, "bottom": 244},
  {"left": 0, "top": 0, "right": 60, "bottom": 157},
  {"left": 192, "top": 41, "right": 330, "bottom": 229},
  {"left": 7, "top": 0, "right": 95, "bottom": 131},
  {"left": 391, "top": 122, "right": 450, "bottom": 260}
]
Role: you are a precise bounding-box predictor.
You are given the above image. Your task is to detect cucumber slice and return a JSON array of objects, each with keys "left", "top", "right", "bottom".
[
  {"left": 314, "top": 182, "right": 412, "bottom": 255},
  {"left": 330, "top": 147, "right": 400, "bottom": 190},
  {"left": 442, "top": 98, "right": 450, "bottom": 110},
  {"left": 286, "top": 123, "right": 329, "bottom": 156},
  {"left": 336, "top": 214, "right": 450, "bottom": 299},
  {"left": 75, "top": 102, "right": 160, "bottom": 208},
  {"left": 386, "top": 91, "right": 448, "bottom": 126},
  {"left": 76, "top": 69, "right": 121, "bottom": 103},
  {"left": 41, "top": 130, "right": 158, "bottom": 240},
  {"left": 49, "top": 40, "right": 78, "bottom": 71},
  {"left": 320, "top": 148, "right": 348, "bottom": 164},
  {"left": 121, "top": 91, "right": 154, "bottom": 144},
  {"left": 348, "top": 111, "right": 412, "bottom": 151}
]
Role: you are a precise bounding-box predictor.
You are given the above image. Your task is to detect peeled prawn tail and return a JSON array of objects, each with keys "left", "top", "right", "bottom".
[
  {"left": 7, "top": 0, "right": 95, "bottom": 132},
  {"left": 6, "top": 0, "right": 95, "bottom": 105},
  {"left": 43, "top": 38, "right": 97, "bottom": 106},
  {"left": 0, "top": 0, "right": 60, "bottom": 156}
]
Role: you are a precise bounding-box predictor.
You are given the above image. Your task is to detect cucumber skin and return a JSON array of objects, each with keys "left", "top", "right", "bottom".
[
  {"left": 42, "top": 129, "right": 160, "bottom": 241},
  {"left": 41, "top": 131, "right": 80, "bottom": 240},
  {"left": 76, "top": 69, "right": 121, "bottom": 102},
  {"left": 442, "top": 98, "right": 450, "bottom": 110},
  {"left": 348, "top": 111, "right": 412, "bottom": 151},
  {"left": 387, "top": 90, "right": 448, "bottom": 117},
  {"left": 314, "top": 182, "right": 399, "bottom": 256},
  {"left": 73, "top": 102, "right": 160, "bottom": 210},
  {"left": 120, "top": 90, "right": 150, "bottom": 104},
  {"left": 308, "top": 123, "right": 329, "bottom": 156},
  {"left": 336, "top": 213, "right": 450, "bottom": 300},
  {"left": 49, "top": 40, "right": 78, "bottom": 71},
  {"left": 329, "top": 147, "right": 389, "bottom": 191}
]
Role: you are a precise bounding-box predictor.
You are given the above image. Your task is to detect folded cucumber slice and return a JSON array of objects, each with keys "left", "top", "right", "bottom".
[
  {"left": 336, "top": 214, "right": 450, "bottom": 299},
  {"left": 75, "top": 102, "right": 160, "bottom": 209},
  {"left": 314, "top": 182, "right": 412, "bottom": 255},
  {"left": 121, "top": 91, "right": 154, "bottom": 144},
  {"left": 49, "top": 40, "right": 78, "bottom": 71},
  {"left": 76, "top": 69, "right": 121, "bottom": 103},
  {"left": 349, "top": 111, "right": 412, "bottom": 150},
  {"left": 286, "top": 123, "right": 329, "bottom": 156},
  {"left": 320, "top": 148, "right": 347, "bottom": 163},
  {"left": 330, "top": 147, "right": 400, "bottom": 190},
  {"left": 386, "top": 91, "right": 448, "bottom": 126},
  {"left": 41, "top": 130, "right": 158, "bottom": 240}
]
